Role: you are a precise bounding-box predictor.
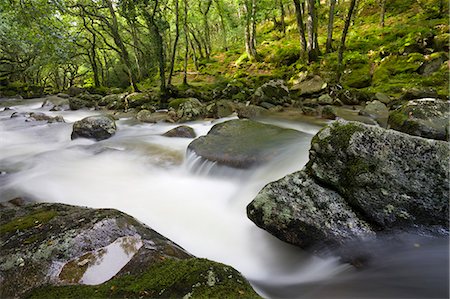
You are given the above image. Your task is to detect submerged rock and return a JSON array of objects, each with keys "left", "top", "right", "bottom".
[
  {"left": 308, "top": 120, "right": 449, "bottom": 229},
  {"left": 71, "top": 115, "right": 116, "bottom": 141},
  {"left": 162, "top": 125, "right": 196, "bottom": 138},
  {"left": 388, "top": 98, "right": 449, "bottom": 141},
  {"left": 1, "top": 203, "right": 259, "bottom": 298},
  {"left": 247, "top": 170, "right": 374, "bottom": 249},
  {"left": 188, "top": 119, "right": 307, "bottom": 169}
]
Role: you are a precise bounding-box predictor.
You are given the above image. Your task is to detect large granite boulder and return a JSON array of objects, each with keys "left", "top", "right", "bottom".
[
  {"left": 0, "top": 203, "right": 259, "bottom": 298},
  {"left": 71, "top": 115, "right": 117, "bottom": 141},
  {"left": 188, "top": 119, "right": 307, "bottom": 169},
  {"left": 247, "top": 171, "right": 374, "bottom": 249},
  {"left": 251, "top": 80, "right": 290, "bottom": 106},
  {"left": 307, "top": 120, "right": 449, "bottom": 229},
  {"left": 388, "top": 98, "right": 449, "bottom": 141}
]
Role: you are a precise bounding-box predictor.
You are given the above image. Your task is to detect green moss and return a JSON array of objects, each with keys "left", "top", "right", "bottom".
[
  {"left": 26, "top": 258, "right": 261, "bottom": 299},
  {"left": 312, "top": 122, "right": 365, "bottom": 151},
  {"left": 341, "top": 65, "right": 372, "bottom": 88},
  {"left": 168, "top": 98, "right": 189, "bottom": 109},
  {"left": 0, "top": 209, "right": 57, "bottom": 236}
]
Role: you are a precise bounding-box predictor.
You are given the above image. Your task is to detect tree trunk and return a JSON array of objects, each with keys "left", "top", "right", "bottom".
[
  {"left": 337, "top": 0, "right": 357, "bottom": 82},
  {"left": 243, "top": 0, "right": 257, "bottom": 61},
  {"left": 215, "top": 0, "right": 228, "bottom": 50},
  {"left": 293, "top": 0, "right": 307, "bottom": 56},
  {"left": 306, "top": 0, "right": 319, "bottom": 62},
  {"left": 168, "top": 0, "right": 180, "bottom": 86},
  {"left": 279, "top": 0, "right": 286, "bottom": 34},
  {"left": 200, "top": 0, "right": 213, "bottom": 59},
  {"left": 183, "top": 0, "right": 189, "bottom": 85},
  {"left": 380, "top": 0, "right": 386, "bottom": 27},
  {"left": 326, "top": 0, "right": 336, "bottom": 53}
]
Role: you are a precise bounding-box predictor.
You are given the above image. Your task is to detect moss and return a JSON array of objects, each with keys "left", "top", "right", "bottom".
[
  {"left": 341, "top": 65, "right": 372, "bottom": 88},
  {"left": 26, "top": 258, "right": 261, "bottom": 299},
  {"left": 388, "top": 109, "right": 408, "bottom": 127},
  {"left": 0, "top": 209, "right": 57, "bottom": 236},
  {"left": 312, "top": 122, "right": 365, "bottom": 151},
  {"left": 168, "top": 98, "right": 189, "bottom": 109}
]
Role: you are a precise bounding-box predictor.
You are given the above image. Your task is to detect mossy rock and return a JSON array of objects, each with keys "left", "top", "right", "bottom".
[
  {"left": 26, "top": 258, "right": 261, "bottom": 299},
  {"left": 341, "top": 65, "right": 372, "bottom": 89},
  {"left": 372, "top": 54, "right": 425, "bottom": 85},
  {"left": 188, "top": 119, "right": 308, "bottom": 169},
  {"left": 168, "top": 98, "right": 189, "bottom": 110},
  {"left": 125, "top": 92, "right": 152, "bottom": 109}
]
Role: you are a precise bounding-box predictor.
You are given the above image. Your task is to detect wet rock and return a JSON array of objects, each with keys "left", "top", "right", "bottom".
[
  {"left": 98, "top": 94, "right": 127, "bottom": 110},
  {"left": 321, "top": 105, "right": 337, "bottom": 120},
  {"left": 418, "top": 52, "right": 448, "bottom": 76},
  {"left": 67, "top": 86, "right": 85, "bottom": 97},
  {"left": 359, "top": 100, "right": 389, "bottom": 127},
  {"left": 375, "top": 92, "right": 392, "bottom": 104},
  {"left": 69, "top": 97, "right": 96, "bottom": 110},
  {"left": 125, "top": 92, "right": 152, "bottom": 109},
  {"left": 206, "top": 100, "right": 235, "bottom": 118},
  {"left": 188, "top": 119, "right": 306, "bottom": 169},
  {"left": 291, "top": 75, "right": 327, "bottom": 95},
  {"left": 71, "top": 115, "right": 116, "bottom": 141},
  {"left": 42, "top": 95, "right": 70, "bottom": 111},
  {"left": 251, "top": 80, "right": 290, "bottom": 106},
  {"left": 397, "top": 88, "right": 439, "bottom": 103},
  {"left": 176, "top": 98, "right": 205, "bottom": 122},
  {"left": 236, "top": 104, "right": 267, "bottom": 119},
  {"left": 388, "top": 98, "right": 449, "bottom": 140},
  {"left": 10, "top": 112, "right": 64, "bottom": 123},
  {"left": 137, "top": 110, "right": 172, "bottom": 123},
  {"left": 318, "top": 94, "right": 333, "bottom": 105},
  {"left": 302, "top": 106, "right": 319, "bottom": 116},
  {"left": 56, "top": 93, "right": 70, "bottom": 99},
  {"left": 247, "top": 171, "right": 374, "bottom": 249},
  {"left": 308, "top": 120, "right": 449, "bottom": 229},
  {"left": 162, "top": 125, "right": 196, "bottom": 138}
]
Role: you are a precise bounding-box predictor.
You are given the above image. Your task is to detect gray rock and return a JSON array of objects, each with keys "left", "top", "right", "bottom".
[
  {"left": 69, "top": 96, "right": 96, "bottom": 110},
  {"left": 136, "top": 110, "right": 171, "bottom": 123},
  {"left": 176, "top": 98, "right": 205, "bottom": 122},
  {"left": 66, "top": 86, "right": 85, "bottom": 97},
  {"left": 205, "top": 100, "right": 235, "bottom": 118},
  {"left": 321, "top": 105, "right": 337, "bottom": 120},
  {"left": 318, "top": 94, "right": 333, "bottom": 105},
  {"left": 163, "top": 125, "right": 196, "bottom": 138},
  {"left": 188, "top": 119, "right": 307, "bottom": 169},
  {"left": 292, "top": 76, "right": 327, "bottom": 95},
  {"left": 10, "top": 112, "right": 65, "bottom": 123},
  {"left": 125, "top": 92, "right": 151, "bottom": 109},
  {"left": 98, "top": 94, "right": 127, "bottom": 110},
  {"left": 375, "top": 92, "right": 391, "bottom": 104},
  {"left": 302, "top": 106, "right": 319, "bottom": 116},
  {"left": 42, "top": 96, "right": 70, "bottom": 111},
  {"left": 359, "top": 100, "right": 389, "bottom": 127},
  {"left": 56, "top": 93, "right": 70, "bottom": 99},
  {"left": 71, "top": 115, "right": 116, "bottom": 141},
  {"left": 418, "top": 53, "right": 447, "bottom": 76},
  {"left": 236, "top": 104, "right": 267, "bottom": 119},
  {"left": 251, "top": 80, "right": 290, "bottom": 105},
  {"left": 247, "top": 170, "right": 374, "bottom": 249},
  {"left": 308, "top": 120, "right": 449, "bottom": 229},
  {"left": 388, "top": 98, "right": 449, "bottom": 141}
]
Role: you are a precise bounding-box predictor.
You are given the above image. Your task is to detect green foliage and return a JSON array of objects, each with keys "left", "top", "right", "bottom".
[{"left": 0, "top": 209, "right": 57, "bottom": 236}]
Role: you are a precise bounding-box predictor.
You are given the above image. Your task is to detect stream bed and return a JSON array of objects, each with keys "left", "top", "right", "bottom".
[{"left": 0, "top": 97, "right": 448, "bottom": 298}]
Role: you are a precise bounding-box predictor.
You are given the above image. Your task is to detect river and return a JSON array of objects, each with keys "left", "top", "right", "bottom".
[{"left": 0, "top": 97, "right": 448, "bottom": 298}]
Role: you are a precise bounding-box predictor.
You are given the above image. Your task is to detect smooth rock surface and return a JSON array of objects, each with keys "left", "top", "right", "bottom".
[{"left": 71, "top": 115, "right": 116, "bottom": 141}]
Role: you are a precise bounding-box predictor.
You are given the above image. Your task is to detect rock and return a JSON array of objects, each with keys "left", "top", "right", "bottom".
[
  {"left": 260, "top": 101, "right": 275, "bottom": 109},
  {"left": 1, "top": 203, "right": 259, "bottom": 298},
  {"left": 71, "top": 115, "right": 117, "bottom": 141},
  {"left": 66, "top": 86, "right": 85, "bottom": 97},
  {"left": 163, "top": 125, "right": 196, "bottom": 138},
  {"left": 125, "top": 92, "right": 151, "bottom": 109},
  {"left": 291, "top": 76, "right": 327, "bottom": 95},
  {"left": 341, "top": 66, "right": 372, "bottom": 88},
  {"left": 302, "top": 106, "right": 319, "bottom": 116},
  {"left": 251, "top": 80, "right": 290, "bottom": 106},
  {"left": 359, "top": 100, "right": 389, "bottom": 127},
  {"left": 41, "top": 95, "right": 70, "bottom": 111},
  {"left": 247, "top": 170, "right": 374, "bottom": 249},
  {"left": 418, "top": 53, "right": 448, "bottom": 76},
  {"left": 375, "top": 92, "right": 391, "bottom": 104},
  {"left": 308, "top": 120, "right": 449, "bottom": 229},
  {"left": 137, "top": 110, "right": 172, "bottom": 123},
  {"left": 321, "top": 105, "right": 337, "bottom": 120},
  {"left": 398, "top": 88, "right": 439, "bottom": 102},
  {"left": 98, "top": 94, "right": 126, "bottom": 110},
  {"left": 176, "top": 98, "right": 205, "bottom": 122},
  {"left": 388, "top": 98, "right": 449, "bottom": 141},
  {"left": 188, "top": 119, "right": 306, "bottom": 169},
  {"left": 69, "top": 96, "right": 97, "bottom": 110},
  {"left": 318, "top": 94, "right": 333, "bottom": 105},
  {"left": 236, "top": 104, "right": 268, "bottom": 119},
  {"left": 10, "top": 112, "right": 64, "bottom": 123},
  {"left": 205, "top": 100, "right": 235, "bottom": 118},
  {"left": 56, "top": 93, "right": 70, "bottom": 99}
]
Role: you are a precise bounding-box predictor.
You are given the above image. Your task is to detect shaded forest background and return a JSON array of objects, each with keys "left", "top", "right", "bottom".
[{"left": 0, "top": 0, "right": 448, "bottom": 102}]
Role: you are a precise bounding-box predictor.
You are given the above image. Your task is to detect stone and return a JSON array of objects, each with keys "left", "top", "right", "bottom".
[
  {"left": 302, "top": 106, "right": 318, "bottom": 116},
  {"left": 162, "top": 125, "right": 196, "bottom": 138},
  {"left": 251, "top": 80, "right": 290, "bottom": 106},
  {"left": 388, "top": 98, "right": 449, "bottom": 141},
  {"left": 10, "top": 112, "right": 65, "bottom": 123},
  {"left": 125, "top": 92, "right": 151, "bottom": 109},
  {"left": 291, "top": 76, "right": 327, "bottom": 95},
  {"left": 41, "top": 95, "right": 70, "bottom": 111},
  {"left": 56, "top": 93, "right": 70, "bottom": 99},
  {"left": 188, "top": 119, "right": 307, "bottom": 169},
  {"left": 317, "top": 94, "right": 333, "bottom": 105},
  {"left": 71, "top": 115, "right": 117, "bottom": 141},
  {"left": 0, "top": 203, "right": 260, "bottom": 298},
  {"left": 307, "top": 120, "right": 449, "bottom": 229},
  {"left": 359, "top": 100, "right": 389, "bottom": 127},
  {"left": 205, "top": 100, "right": 235, "bottom": 118},
  {"left": 98, "top": 94, "right": 127, "bottom": 110},
  {"left": 375, "top": 92, "right": 391, "bottom": 104},
  {"left": 176, "top": 98, "right": 205, "bottom": 122},
  {"left": 247, "top": 170, "right": 374, "bottom": 249},
  {"left": 67, "top": 86, "right": 85, "bottom": 97},
  {"left": 321, "top": 105, "right": 337, "bottom": 120},
  {"left": 235, "top": 104, "right": 267, "bottom": 119},
  {"left": 137, "top": 110, "right": 172, "bottom": 123},
  {"left": 418, "top": 53, "right": 448, "bottom": 76},
  {"left": 69, "top": 96, "right": 96, "bottom": 110}
]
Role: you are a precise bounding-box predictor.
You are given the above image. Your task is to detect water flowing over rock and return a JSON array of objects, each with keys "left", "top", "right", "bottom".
[
  {"left": 251, "top": 80, "right": 290, "bottom": 106},
  {"left": 162, "top": 125, "right": 196, "bottom": 138},
  {"left": 0, "top": 203, "right": 259, "bottom": 298},
  {"left": 248, "top": 120, "right": 449, "bottom": 253},
  {"left": 71, "top": 115, "right": 117, "bottom": 141},
  {"left": 188, "top": 119, "right": 307, "bottom": 169},
  {"left": 388, "top": 98, "right": 449, "bottom": 141},
  {"left": 247, "top": 171, "right": 374, "bottom": 249},
  {"left": 308, "top": 120, "right": 449, "bottom": 229}
]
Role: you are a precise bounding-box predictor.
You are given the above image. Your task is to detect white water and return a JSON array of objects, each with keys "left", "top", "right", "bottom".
[{"left": 1, "top": 98, "right": 448, "bottom": 298}]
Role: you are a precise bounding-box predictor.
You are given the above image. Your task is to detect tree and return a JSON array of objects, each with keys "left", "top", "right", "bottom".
[
  {"left": 242, "top": 0, "right": 258, "bottom": 61},
  {"left": 293, "top": 0, "right": 307, "bottom": 56},
  {"left": 337, "top": 0, "right": 358, "bottom": 82},
  {"left": 326, "top": 0, "right": 336, "bottom": 53}
]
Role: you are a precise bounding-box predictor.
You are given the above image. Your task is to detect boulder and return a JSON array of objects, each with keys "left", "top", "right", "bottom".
[
  {"left": 0, "top": 203, "right": 259, "bottom": 299},
  {"left": 236, "top": 104, "right": 267, "bottom": 119},
  {"left": 176, "top": 98, "right": 205, "bottom": 122},
  {"left": 251, "top": 80, "right": 290, "bottom": 106},
  {"left": 42, "top": 95, "right": 70, "bottom": 111},
  {"left": 67, "top": 86, "right": 85, "bottom": 97},
  {"left": 321, "top": 105, "right": 337, "bottom": 120},
  {"left": 98, "top": 94, "right": 127, "bottom": 110},
  {"left": 302, "top": 106, "right": 319, "bottom": 116},
  {"left": 163, "top": 125, "right": 196, "bottom": 138},
  {"left": 307, "top": 120, "right": 449, "bottom": 229},
  {"left": 291, "top": 76, "right": 327, "bottom": 95},
  {"left": 10, "top": 112, "right": 64, "bottom": 123},
  {"left": 69, "top": 97, "right": 96, "bottom": 110},
  {"left": 206, "top": 100, "right": 235, "bottom": 118},
  {"left": 417, "top": 52, "right": 448, "bottom": 76},
  {"left": 125, "top": 92, "right": 151, "bottom": 109},
  {"left": 247, "top": 171, "right": 374, "bottom": 249},
  {"left": 317, "top": 94, "right": 333, "bottom": 105},
  {"left": 137, "top": 110, "right": 173, "bottom": 123},
  {"left": 374, "top": 92, "right": 391, "bottom": 104},
  {"left": 188, "top": 119, "right": 307, "bottom": 169},
  {"left": 359, "top": 100, "right": 389, "bottom": 127},
  {"left": 71, "top": 115, "right": 117, "bottom": 141},
  {"left": 56, "top": 93, "right": 70, "bottom": 99},
  {"left": 388, "top": 98, "right": 449, "bottom": 141}
]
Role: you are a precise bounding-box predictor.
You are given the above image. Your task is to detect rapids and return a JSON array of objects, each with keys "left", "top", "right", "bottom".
[{"left": 0, "top": 97, "right": 448, "bottom": 298}]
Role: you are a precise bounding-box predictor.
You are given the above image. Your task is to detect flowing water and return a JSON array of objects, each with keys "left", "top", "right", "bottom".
[{"left": 0, "top": 97, "right": 448, "bottom": 298}]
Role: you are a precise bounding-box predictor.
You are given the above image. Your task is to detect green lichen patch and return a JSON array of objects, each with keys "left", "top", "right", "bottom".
[
  {"left": 311, "top": 121, "right": 365, "bottom": 153},
  {"left": 26, "top": 258, "right": 261, "bottom": 299},
  {"left": 0, "top": 209, "right": 57, "bottom": 236}
]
